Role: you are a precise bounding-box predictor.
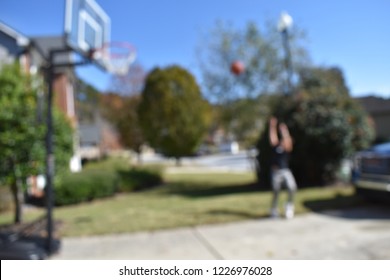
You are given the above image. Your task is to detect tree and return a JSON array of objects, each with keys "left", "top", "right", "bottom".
[
  {"left": 100, "top": 93, "right": 145, "bottom": 162},
  {"left": 198, "top": 21, "right": 309, "bottom": 148},
  {"left": 0, "top": 64, "right": 73, "bottom": 223},
  {"left": 0, "top": 64, "right": 44, "bottom": 223},
  {"left": 52, "top": 109, "right": 75, "bottom": 176},
  {"left": 139, "top": 65, "right": 211, "bottom": 164},
  {"left": 117, "top": 95, "right": 144, "bottom": 160},
  {"left": 75, "top": 78, "right": 101, "bottom": 123},
  {"left": 298, "top": 66, "right": 350, "bottom": 97},
  {"left": 256, "top": 67, "right": 375, "bottom": 186},
  {"left": 102, "top": 63, "right": 147, "bottom": 161},
  {"left": 219, "top": 96, "right": 269, "bottom": 148}
]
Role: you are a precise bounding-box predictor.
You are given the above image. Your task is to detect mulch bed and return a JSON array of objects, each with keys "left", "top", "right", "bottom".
[{"left": 0, "top": 217, "right": 62, "bottom": 239}]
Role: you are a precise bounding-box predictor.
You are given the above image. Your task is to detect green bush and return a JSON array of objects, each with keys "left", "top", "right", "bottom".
[
  {"left": 54, "top": 169, "right": 119, "bottom": 206},
  {"left": 53, "top": 158, "right": 164, "bottom": 206},
  {"left": 118, "top": 167, "right": 163, "bottom": 192}
]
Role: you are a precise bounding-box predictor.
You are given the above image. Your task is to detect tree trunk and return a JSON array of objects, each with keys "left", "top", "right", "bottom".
[{"left": 10, "top": 180, "right": 23, "bottom": 224}]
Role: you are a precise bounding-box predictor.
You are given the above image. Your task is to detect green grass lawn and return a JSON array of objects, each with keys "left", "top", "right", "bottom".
[{"left": 0, "top": 171, "right": 365, "bottom": 237}]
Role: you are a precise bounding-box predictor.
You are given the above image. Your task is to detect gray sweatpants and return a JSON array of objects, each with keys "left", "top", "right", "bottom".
[{"left": 271, "top": 168, "right": 297, "bottom": 211}]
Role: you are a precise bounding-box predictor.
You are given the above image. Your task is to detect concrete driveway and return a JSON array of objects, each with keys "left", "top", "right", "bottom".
[{"left": 51, "top": 205, "right": 390, "bottom": 260}]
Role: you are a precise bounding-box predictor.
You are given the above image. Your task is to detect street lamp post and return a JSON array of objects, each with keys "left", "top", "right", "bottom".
[{"left": 278, "top": 12, "right": 293, "bottom": 95}]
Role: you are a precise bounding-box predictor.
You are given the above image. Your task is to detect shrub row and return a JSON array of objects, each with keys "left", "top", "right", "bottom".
[
  {"left": 54, "top": 165, "right": 163, "bottom": 206},
  {"left": 54, "top": 169, "right": 119, "bottom": 206}
]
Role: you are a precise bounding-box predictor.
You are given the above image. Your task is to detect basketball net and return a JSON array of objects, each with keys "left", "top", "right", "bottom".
[{"left": 92, "top": 42, "right": 137, "bottom": 76}]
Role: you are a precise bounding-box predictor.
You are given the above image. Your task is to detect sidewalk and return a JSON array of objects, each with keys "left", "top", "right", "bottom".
[{"left": 50, "top": 207, "right": 390, "bottom": 260}]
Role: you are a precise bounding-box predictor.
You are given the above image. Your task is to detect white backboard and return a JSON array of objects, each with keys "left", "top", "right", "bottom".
[{"left": 64, "top": 0, "right": 110, "bottom": 69}]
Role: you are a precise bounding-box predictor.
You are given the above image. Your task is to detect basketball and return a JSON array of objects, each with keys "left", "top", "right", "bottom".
[{"left": 230, "top": 60, "right": 245, "bottom": 75}]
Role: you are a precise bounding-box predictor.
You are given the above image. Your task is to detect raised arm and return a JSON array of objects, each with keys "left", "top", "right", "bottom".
[
  {"left": 279, "top": 123, "right": 293, "bottom": 152},
  {"left": 269, "top": 117, "right": 279, "bottom": 147}
]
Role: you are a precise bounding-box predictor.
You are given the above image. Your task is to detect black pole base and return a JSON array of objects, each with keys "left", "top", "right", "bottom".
[
  {"left": 0, "top": 232, "right": 61, "bottom": 259},
  {"left": 0, "top": 229, "right": 61, "bottom": 259},
  {"left": 46, "top": 237, "right": 61, "bottom": 256}
]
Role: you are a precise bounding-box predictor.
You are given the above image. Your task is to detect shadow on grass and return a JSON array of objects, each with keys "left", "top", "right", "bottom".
[
  {"left": 303, "top": 193, "right": 390, "bottom": 220},
  {"left": 158, "top": 182, "right": 267, "bottom": 198},
  {"left": 118, "top": 169, "right": 163, "bottom": 192}
]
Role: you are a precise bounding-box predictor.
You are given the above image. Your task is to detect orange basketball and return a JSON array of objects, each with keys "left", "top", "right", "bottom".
[{"left": 231, "top": 60, "right": 245, "bottom": 75}]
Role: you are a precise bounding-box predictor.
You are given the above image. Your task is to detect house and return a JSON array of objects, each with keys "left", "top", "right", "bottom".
[
  {"left": 0, "top": 22, "right": 78, "bottom": 130},
  {"left": 0, "top": 22, "right": 30, "bottom": 71},
  {"left": 0, "top": 23, "right": 80, "bottom": 159},
  {"left": 78, "top": 115, "right": 122, "bottom": 163},
  {"left": 356, "top": 95, "right": 390, "bottom": 142},
  {"left": 78, "top": 115, "right": 103, "bottom": 162},
  {"left": 29, "top": 36, "right": 78, "bottom": 127},
  {"left": 0, "top": 22, "right": 81, "bottom": 197},
  {"left": 2, "top": 21, "right": 121, "bottom": 169}
]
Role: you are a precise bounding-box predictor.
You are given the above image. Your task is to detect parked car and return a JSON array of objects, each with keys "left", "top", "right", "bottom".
[{"left": 352, "top": 141, "right": 390, "bottom": 202}]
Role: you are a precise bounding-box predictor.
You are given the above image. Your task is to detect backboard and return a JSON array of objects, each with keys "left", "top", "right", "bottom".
[{"left": 64, "top": 0, "right": 110, "bottom": 70}]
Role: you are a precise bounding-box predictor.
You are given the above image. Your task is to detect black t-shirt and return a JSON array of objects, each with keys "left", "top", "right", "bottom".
[{"left": 271, "top": 144, "right": 289, "bottom": 169}]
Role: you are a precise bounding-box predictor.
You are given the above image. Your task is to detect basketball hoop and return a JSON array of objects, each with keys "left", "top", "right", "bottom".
[{"left": 91, "top": 42, "right": 137, "bottom": 76}]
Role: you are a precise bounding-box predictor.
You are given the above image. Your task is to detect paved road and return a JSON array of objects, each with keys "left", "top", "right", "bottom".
[
  {"left": 51, "top": 205, "right": 390, "bottom": 260},
  {"left": 143, "top": 151, "right": 258, "bottom": 173}
]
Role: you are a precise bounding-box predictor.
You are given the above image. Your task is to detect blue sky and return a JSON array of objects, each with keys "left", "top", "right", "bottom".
[{"left": 1, "top": 0, "right": 389, "bottom": 97}]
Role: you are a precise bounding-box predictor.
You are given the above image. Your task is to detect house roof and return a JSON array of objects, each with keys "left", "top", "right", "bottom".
[
  {"left": 0, "top": 21, "right": 29, "bottom": 47},
  {"left": 30, "top": 36, "right": 73, "bottom": 65},
  {"left": 0, "top": 22, "right": 74, "bottom": 71},
  {"left": 356, "top": 96, "right": 390, "bottom": 115}
]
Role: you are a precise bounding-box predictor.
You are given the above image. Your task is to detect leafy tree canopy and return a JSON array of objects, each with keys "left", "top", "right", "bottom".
[
  {"left": 139, "top": 65, "right": 211, "bottom": 161},
  {"left": 0, "top": 64, "right": 45, "bottom": 183},
  {"left": 198, "top": 20, "right": 310, "bottom": 102},
  {"left": 100, "top": 93, "right": 145, "bottom": 156},
  {"left": 75, "top": 78, "right": 101, "bottom": 123}
]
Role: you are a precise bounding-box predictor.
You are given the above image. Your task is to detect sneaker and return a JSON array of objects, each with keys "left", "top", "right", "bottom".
[
  {"left": 270, "top": 208, "right": 279, "bottom": 218},
  {"left": 285, "top": 203, "right": 294, "bottom": 219}
]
